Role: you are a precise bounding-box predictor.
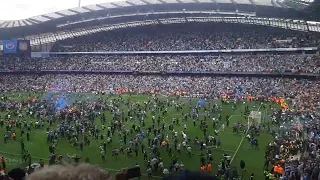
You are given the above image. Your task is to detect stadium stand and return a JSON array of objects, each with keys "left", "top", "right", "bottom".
[
  {"left": 0, "top": 54, "right": 319, "bottom": 73},
  {"left": 50, "top": 23, "right": 320, "bottom": 52}
]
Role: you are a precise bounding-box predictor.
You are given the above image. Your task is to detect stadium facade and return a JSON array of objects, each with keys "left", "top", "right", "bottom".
[{"left": 0, "top": 0, "right": 319, "bottom": 52}]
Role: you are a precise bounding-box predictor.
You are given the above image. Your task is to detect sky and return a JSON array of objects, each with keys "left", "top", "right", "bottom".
[{"left": 0, "top": 0, "right": 117, "bottom": 20}]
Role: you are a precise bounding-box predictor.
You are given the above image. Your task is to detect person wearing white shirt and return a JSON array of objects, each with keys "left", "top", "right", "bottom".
[
  {"left": 187, "top": 146, "right": 191, "bottom": 157},
  {"left": 158, "top": 161, "right": 164, "bottom": 170},
  {"left": 214, "top": 129, "right": 218, "bottom": 135},
  {"left": 151, "top": 158, "right": 157, "bottom": 166},
  {"left": 179, "top": 163, "right": 184, "bottom": 171},
  {"left": 163, "top": 168, "right": 169, "bottom": 175},
  {"left": 182, "top": 132, "right": 187, "bottom": 141},
  {"left": 182, "top": 141, "right": 186, "bottom": 150},
  {"left": 177, "top": 143, "right": 181, "bottom": 154},
  {"left": 174, "top": 162, "right": 180, "bottom": 171}
]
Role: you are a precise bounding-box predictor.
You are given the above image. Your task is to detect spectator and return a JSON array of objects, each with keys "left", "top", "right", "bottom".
[{"left": 50, "top": 23, "right": 320, "bottom": 52}]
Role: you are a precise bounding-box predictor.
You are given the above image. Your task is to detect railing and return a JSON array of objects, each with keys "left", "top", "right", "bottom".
[{"left": 31, "top": 47, "right": 319, "bottom": 57}]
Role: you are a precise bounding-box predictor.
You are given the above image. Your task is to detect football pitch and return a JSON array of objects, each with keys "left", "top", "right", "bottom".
[{"left": 0, "top": 93, "right": 278, "bottom": 179}]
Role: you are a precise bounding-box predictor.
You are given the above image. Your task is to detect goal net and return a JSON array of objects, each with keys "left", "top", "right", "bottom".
[{"left": 249, "top": 111, "right": 262, "bottom": 126}]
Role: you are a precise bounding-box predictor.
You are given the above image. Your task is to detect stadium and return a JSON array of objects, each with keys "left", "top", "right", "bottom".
[{"left": 0, "top": 0, "right": 320, "bottom": 179}]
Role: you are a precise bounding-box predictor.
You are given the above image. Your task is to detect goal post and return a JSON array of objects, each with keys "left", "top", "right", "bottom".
[{"left": 249, "top": 111, "right": 262, "bottom": 126}]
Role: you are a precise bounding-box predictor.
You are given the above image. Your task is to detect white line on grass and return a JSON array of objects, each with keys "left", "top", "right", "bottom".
[
  {"left": 217, "top": 115, "right": 233, "bottom": 132},
  {"left": 206, "top": 115, "right": 240, "bottom": 150},
  {"left": 230, "top": 104, "right": 262, "bottom": 164},
  {"left": 217, "top": 115, "right": 243, "bottom": 132}
]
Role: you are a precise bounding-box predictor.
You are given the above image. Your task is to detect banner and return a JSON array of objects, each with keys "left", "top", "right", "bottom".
[
  {"left": 17, "top": 40, "right": 31, "bottom": 57},
  {"left": 2, "top": 40, "right": 18, "bottom": 54},
  {"left": 276, "top": 39, "right": 292, "bottom": 43}
]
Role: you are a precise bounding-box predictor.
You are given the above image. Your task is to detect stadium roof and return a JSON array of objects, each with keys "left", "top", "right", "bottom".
[
  {"left": 0, "top": 0, "right": 292, "bottom": 28},
  {"left": 0, "top": 0, "right": 319, "bottom": 40}
]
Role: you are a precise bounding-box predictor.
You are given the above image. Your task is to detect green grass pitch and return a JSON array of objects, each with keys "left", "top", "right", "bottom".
[{"left": 0, "top": 93, "right": 278, "bottom": 179}]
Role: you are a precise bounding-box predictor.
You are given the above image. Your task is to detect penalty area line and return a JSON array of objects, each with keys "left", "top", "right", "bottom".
[
  {"left": 230, "top": 104, "right": 262, "bottom": 164},
  {"left": 217, "top": 114, "right": 242, "bottom": 133}
]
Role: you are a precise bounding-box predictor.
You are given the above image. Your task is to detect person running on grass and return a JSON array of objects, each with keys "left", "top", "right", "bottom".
[{"left": 240, "top": 160, "right": 246, "bottom": 171}]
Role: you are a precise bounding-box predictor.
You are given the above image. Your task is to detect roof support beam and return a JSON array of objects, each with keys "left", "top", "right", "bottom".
[
  {"left": 41, "top": 15, "right": 55, "bottom": 20},
  {"left": 0, "top": 21, "right": 7, "bottom": 28},
  {"left": 68, "top": 9, "right": 80, "bottom": 14},
  {"left": 28, "top": 18, "right": 42, "bottom": 23},
  {"left": 22, "top": 20, "right": 30, "bottom": 25},
  {"left": 55, "top": 12, "right": 67, "bottom": 17},
  {"left": 229, "top": 0, "right": 238, "bottom": 7},
  {"left": 278, "top": 2, "right": 289, "bottom": 8},
  {"left": 248, "top": 0, "right": 256, "bottom": 5},
  {"left": 96, "top": 4, "right": 108, "bottom": 9},
  {"left": 126, "top": 1, "right": 136, "bottom": 6},
  {"left": 82, "top": 7, "right": 94, "bottom": 12},
  {"left": 3, "top": 21, "right": 11, "bottom": 28},
  {"left": 27, "top": 19, "right": 38, "bottom": 24},
  {"left": 25, "top": 19, "right": 36, "bottom": 25},
  {"left": 110, "top": 2, "right": 122, "bottom": 7},
  {"left": 140, "top": 0, "right": 151, "bottom": 4},
  {"left": 157, "top": 0, "right": 167, "bottom": 4}
]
